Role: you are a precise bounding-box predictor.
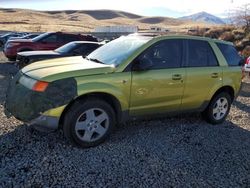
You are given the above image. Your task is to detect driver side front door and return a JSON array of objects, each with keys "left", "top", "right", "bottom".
[{"left": 129, "top": 39, "right": 186, "bottom": 116}]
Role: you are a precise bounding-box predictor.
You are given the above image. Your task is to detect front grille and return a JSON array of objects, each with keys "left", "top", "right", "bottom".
[{"left": 16, "top": 55, "right": 30, "bottom": 68}]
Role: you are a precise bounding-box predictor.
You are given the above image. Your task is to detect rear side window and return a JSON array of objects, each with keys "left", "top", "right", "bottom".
[
  {"left": 63, "top": 34, "right": 80, "bottom": 43},
  {"left": 187, "top": 40, "right": 218, "bottom": 67},
  {"left": 41, "top": 34, "right": 57, "bottom": 43},
  {"left": 216, "top": 43, "right": 241, "bottom": 66}
]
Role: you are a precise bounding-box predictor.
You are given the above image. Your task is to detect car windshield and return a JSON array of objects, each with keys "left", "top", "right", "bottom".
[
  {"left": 86, "top": 36, "right": 151, "bottom": 66},
  {"left": 55, "top": 42, "right": 77, "bottom": 53},
  {"left": 32, "top": 33, "right": 50, "bottom": 42}
]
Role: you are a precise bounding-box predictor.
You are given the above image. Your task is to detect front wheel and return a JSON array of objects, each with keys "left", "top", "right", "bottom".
[
  {"left": 202, "top": 92, "right": 232, "bottom": 124},
  {"left": 63, "top": 98, "right": 116, "bottom": 148}
]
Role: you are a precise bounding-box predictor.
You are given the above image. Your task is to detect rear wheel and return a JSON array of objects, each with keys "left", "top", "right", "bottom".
[
  {"left": 63, "top": 98, "right": 116, "bottom": 148},
  {"left": 202, "top": 92, "right": 232, "bottom": 124}
]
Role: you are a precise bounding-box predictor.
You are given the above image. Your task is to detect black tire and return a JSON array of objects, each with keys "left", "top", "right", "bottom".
[
  {"left": 202, "top": 92, "right": 232, "bottom": 124},
  {"left": 0, "top": 41, "right": 3, "bottom": 49},
  {"left": 63, "top": 98, "right": 116, "bottom": 148}
]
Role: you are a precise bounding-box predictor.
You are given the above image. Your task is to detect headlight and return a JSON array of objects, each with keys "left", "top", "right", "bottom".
[
  {"left": 6, "top": 42, "right": 20, "bottom": 48},
  {"left": 19, "top": 75, "right": 49, "bottom": 92}
]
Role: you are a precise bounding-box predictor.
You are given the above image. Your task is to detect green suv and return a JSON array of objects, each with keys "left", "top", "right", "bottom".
[{"left": 5, "top": 35, "right": 242, "bottom": 147}]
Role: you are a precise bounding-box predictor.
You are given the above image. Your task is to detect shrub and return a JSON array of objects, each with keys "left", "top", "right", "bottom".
[
  {"left": 232, "top": 29, "right": 245, "bottom": 40},
  {"left": 204, "top": 28, "right": 224, "bottom": 38},
  {"left": 242, "top": 45, "right": 250, "bottom": 57},
  {"left": 219, "top": 31, "right": 235, "bottom": 42}
]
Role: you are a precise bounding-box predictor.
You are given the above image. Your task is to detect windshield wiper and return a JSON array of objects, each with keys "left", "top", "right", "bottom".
[{"left": 86, "top": 57, "right": 105, "bottom": 64}]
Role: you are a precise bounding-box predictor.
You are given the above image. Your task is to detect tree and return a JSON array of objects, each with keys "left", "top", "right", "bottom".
[{"left": 233, "top": 3, "right": 250, "bottom": 33}]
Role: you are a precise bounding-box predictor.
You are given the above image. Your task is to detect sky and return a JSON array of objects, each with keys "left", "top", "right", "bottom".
[{"left": 0, "top": 0, "right": 249, "bottom": 18}]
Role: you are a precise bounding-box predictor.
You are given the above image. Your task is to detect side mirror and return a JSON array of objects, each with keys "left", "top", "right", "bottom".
[{"left": 132, "top": 57, "right": 153, "bottom": 71}]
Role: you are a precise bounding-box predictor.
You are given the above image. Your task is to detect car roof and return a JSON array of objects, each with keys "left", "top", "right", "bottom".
[
  {"left": 130, "top": 33, "right": 233, "bottom": 46},
  {"left": 69, "top": 41, "right": 101, "bottom": 45},
  {"left": 156, "top": 34, "right": 233, "bottom": 45}
]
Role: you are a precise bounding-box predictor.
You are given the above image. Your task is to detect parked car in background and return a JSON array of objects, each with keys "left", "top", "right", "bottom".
[
  {"left": 3, "top": 32, "right": 98, "bottom": 61},
  {"left": 16, "top": 41, "right": 102, "bottom": 68},
  {"left": 8, "top": 34, "right": 39, "bottom": 41},
  {"left": 0, "top": 32, "right": 28, "bottom": 48},
  {"left": 5, "top": 35, "right": 243, "bottom": 148},
  {"left": 244, "top": 56, "right": 250, "bottom": 73}
]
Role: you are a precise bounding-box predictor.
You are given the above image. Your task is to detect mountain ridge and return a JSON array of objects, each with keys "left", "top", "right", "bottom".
[
  {"left": 180, "top": 11, "right": 225, "bottom": 25},
  {"left": 0, "top": 8, "right": 221, "bottom": 32}
]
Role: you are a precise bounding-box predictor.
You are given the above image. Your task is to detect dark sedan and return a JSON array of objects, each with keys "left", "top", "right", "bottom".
[{"left": 16, "top": 41, "right": 102, "bottom": 68}]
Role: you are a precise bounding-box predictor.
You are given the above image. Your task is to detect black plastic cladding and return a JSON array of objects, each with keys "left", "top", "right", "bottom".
[{"left": 5, "top": 72, "right": 77, "bottom": 122}]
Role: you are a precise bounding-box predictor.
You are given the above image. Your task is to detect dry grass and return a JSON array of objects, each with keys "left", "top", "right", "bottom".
[
  {"left": 0, "top": 8, "right": 215, "bottom": 33},
  {"left": 0, "top": 52, "right": 7, "bottom": 63}
]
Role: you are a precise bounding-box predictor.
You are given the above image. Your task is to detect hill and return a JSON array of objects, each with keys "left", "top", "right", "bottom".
[
  {"left": 0, "top": 8, "right": 212, "bottom": 32},
  {"left": 180, "top": 11, "right": 225, "bottom": 25}
]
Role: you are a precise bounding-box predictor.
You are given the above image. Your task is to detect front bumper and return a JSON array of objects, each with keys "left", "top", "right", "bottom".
[
  {"left": 3, "top": 48, "right": 17, "bottom": 59},
  {"left": 5, "top": 72, "right": 77, "bottom": 129},
  {"left": 16, "top": 55, "right": 30, "bottom": 69}
]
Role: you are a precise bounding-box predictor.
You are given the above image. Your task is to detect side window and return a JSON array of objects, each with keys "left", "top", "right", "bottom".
[
  {"left": 57, "top": 34, "right": 65, "bottom": 43},
  {"left": 74, "top": 44, "right": 99, "bottom": 55},
  {"left": 139, "top": 39, "right": 183, "bottom": 69},
  {"left": 86, "top": 44, "right": 99, "bottom": 53},
  {"left": 62, "top": 34, "right": 79, "bottom": 43},
  {"left": 41, "top": 34, "right": 57, "bottom": 43},
  {"left": 216, "top": 43, "right": 242, "bottom": 66},
  {"left": 73, "top": 45, "right": 88, "bottom": 55},
  {"left": 187, "top": 40, "right": 218, "bottom": 67}
]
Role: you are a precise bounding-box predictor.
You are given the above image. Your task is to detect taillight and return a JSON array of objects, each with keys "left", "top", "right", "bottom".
[{"left": 32, "top": 81, "right": 49, "bottom": 92}]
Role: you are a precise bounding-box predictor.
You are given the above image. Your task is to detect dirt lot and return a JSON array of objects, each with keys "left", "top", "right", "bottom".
[{"left": 0, "top": 52, "right": 250, "bottom": 187}]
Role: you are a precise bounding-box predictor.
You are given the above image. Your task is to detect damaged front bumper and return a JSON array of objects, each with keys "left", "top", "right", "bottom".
[{"left": 5, "top": 71, "right": 77, "bottom": 130}]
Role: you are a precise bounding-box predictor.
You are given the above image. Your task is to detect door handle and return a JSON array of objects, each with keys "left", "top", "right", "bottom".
[
  {"left": 211, "top": 73, "right": 219, "bottom": 78},
  {"left": 172, "top": 74, "right": 182, "bottom": 80}
]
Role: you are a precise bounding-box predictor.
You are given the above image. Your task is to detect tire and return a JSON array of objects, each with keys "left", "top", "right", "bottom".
[
  {"left": 202, "top": 92, "right": 232, "bottom": 124},
  {"left": 0, "top": 41, "right": 3, "bottom": 49},
  {"left": 63, "top": 98, "right": 116, "bottom": 148}
]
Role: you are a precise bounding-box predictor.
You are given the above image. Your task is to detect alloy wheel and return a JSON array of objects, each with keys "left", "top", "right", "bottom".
[{"left": 74, "top": 108, "right": 109, "bottom": 142}]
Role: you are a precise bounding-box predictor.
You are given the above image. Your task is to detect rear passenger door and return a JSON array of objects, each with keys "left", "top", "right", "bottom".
[
  {"left": 181, "top": 39, "right": 223, "bottom": 111},
  {"left": 130, "top": 39, "right": 186, "bottom": 116}
]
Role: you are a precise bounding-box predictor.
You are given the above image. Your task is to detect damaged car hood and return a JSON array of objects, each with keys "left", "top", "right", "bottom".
[{"left": 21, "top": 56, "right": 115, "bottom": 82}]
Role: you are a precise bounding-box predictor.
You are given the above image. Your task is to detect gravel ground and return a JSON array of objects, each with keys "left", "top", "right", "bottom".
[{"left": 0, "top": 52, "right": 250, "bottom": 187}]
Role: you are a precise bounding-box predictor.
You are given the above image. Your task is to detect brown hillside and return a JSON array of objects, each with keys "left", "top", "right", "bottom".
[{"left": 0, "top": 8, "right": 212, "bottom": 32}]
